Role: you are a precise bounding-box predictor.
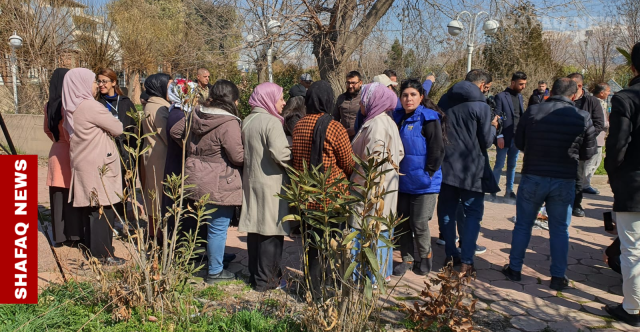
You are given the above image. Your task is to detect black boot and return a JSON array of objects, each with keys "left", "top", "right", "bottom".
[
  {"left": 414, "top": 253, "right": 433, "bottom": 276},
  {"left": 501, "top": 264, "right": 522, "bottom": 281},
  {"left": 606, "top": 304, "right": 640, "bottom": 327},
  {"left": 549, "top": 275, "right": 570, "bottom": 291}
]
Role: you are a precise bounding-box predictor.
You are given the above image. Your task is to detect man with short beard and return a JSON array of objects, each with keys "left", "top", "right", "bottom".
[
  {"left": 492, "top": 71, "right": 527, "bottom": 201},
  {"left": 333, "top": 71, "right": 363, "bottom": 139},
  {"left": 196, "top": 68, "right": 211, "bottom": 101}
]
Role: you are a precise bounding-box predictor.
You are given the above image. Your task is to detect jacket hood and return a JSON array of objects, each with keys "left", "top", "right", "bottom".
[
  {"left": 438, "top": 80, "right": 487, "bottom": 110},
  {"left": 192, "top": 107, "right": 240, "bottom": 135}
]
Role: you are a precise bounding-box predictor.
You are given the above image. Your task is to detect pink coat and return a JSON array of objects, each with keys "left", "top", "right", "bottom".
[
  {"left": 43, "top": 105, "right": 72, "bottom": 188},
  {"left": 69, "top": 99, "right": 123, "bottom": 207}
]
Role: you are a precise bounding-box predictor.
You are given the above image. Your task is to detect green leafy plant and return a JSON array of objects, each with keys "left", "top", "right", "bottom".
[{"left": 278, "top": 148, "right": 404, "bottom": 332}]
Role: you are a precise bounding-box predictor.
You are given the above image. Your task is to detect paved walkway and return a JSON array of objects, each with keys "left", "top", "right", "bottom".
[{"left": 36, "top": 163, "right": 633, "bottom": 331}]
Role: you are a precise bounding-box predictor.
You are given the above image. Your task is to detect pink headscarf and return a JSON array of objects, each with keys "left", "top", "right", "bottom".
[
  {"left": 248, "top": 82, "right": 284, "bottom": 124},
  {"left": 361, "top": 82, "right": 398, "bottom": 124},
  {"left": 62, "top": 68, "right": 96, "bottom": 138}
]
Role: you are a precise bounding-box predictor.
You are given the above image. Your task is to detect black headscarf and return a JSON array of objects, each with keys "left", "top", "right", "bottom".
[
  {"left": 144, "top": 73, "right": 171, "bottom": 99},
  {"left": 47, "top": 68, "right": 70, "bottom": 142},
  {"left": 304, "top": 80, "right": 335, "bottom": 172}
]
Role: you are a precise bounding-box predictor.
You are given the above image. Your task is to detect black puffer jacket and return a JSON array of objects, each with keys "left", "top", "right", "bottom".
[
  {"left": 515, "top": 96, "right": 597, "bottom": 179},
  {"left": 605, "top": 76, "right": 640, "bottom": 212},
  {"left": 438, "top": 80, "right": 496, "bottom": 193}
]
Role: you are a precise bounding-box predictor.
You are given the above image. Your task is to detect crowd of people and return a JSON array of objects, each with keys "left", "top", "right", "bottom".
[{"left": 42, "top": 42, "right": 640, "bottom": 326}]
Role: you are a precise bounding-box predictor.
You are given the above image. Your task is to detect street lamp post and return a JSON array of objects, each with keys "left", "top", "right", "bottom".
[
  {"left": 246, "top": 19, "right": 281, "bottom": 83},
  {"left": 447, "top": 12, "right": 499, "bottom": 73},
  {"left": 9, "top": 31, "right": 23, "bottom": 114}
]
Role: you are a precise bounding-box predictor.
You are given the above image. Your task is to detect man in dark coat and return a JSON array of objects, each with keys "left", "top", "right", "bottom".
[
  {"left": 528, "top": 80, "right": 549, "bottom": 106},
  {"left": 604, "top": 42, "right": 640, "bottom": 327},
  {"left": 333, "top": 71, "right": 362, "bottom": 139},
  {"left": 492, "top": 71, "right": 527, "bottom": 200},
  {"left": 501, "top": 78, "right": 597, "bottom": 292},
  {"left": 568, "top": 73, "right": 605, "bottom": 217},
  {"left": 436, "top": 69, "right": 497, "bottom": 275}
]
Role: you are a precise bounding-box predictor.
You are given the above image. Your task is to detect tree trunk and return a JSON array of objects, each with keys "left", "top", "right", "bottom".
[
  {"left": 128, "top": 71, "right": 141, "bottom": 105},
  {"left": 316, "top": 53, "right": 346, "bottom": 100}
]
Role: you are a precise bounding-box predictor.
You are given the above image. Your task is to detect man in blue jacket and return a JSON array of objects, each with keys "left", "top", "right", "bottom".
[
  {"left": 437, "top": 69, "right": 497, "bottom": 275},
  {"left": 492, "top": 72, "right": 528, "bottom": 200}
]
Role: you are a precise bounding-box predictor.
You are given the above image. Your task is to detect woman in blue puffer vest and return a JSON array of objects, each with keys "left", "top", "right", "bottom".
[{"left": 392, "top": 79, "right": 446, "bottom": 277}]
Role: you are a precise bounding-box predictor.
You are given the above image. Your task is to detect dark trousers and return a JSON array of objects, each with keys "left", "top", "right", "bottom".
[
  {"left": 82, "top": 205, "right": 116, "bottom": 259},
  {"left": 396, "top": 193, "right": 437, "bottom": 262},
  {"left": 247, "top": 233, "right": 284, "bottom": 291},
  {"left": 49, "top": 186, "right": 83, "bottom": 243}
]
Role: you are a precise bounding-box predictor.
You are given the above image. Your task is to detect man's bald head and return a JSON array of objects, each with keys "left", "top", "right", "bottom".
[{"left": 197, "top": 68, "right": 210, "bottom": 87}]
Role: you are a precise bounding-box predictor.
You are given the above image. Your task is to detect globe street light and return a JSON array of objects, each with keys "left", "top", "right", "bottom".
[
  {"left": 245, "top": 19, "right": 281, "bottom": 83},
  {"left": 9, "top": 31, "right": 22, "bottom": 114},
  {"left": 446, "top": 11, "right": 499, "bottom": 73}
]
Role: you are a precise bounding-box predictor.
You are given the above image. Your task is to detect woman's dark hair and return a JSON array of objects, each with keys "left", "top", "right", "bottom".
[
  {"left": 96, "top": 68, "right": 124, "bottom": 96},
  {"left": 282, "top": 96, "right": 306, "bottom": 136},
  {"left": 400, "top": 78, "right": 447, "bottom": 143},
  {"left": 203, "top": 79, "right": 240, "bottom": 117},
  {"left": 632, "top": 42, "right": 640, "bottom": 75}
]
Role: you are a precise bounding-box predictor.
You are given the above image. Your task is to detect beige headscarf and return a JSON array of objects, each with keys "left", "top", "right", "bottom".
[{"left": 62, "top": 68, "right": 96, "bottom": 138}]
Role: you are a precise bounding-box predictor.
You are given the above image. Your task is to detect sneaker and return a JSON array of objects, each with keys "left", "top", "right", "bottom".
[
  {"left": 549, "top": 276, "right": 570, "bottom": 291},
  {"left": 582, "top": 187, "right": 600, "bottom": 195},
  {"left": 393, "top": 261, "right": 413, "bottom": 276},
  {"left": 572, "top": 207, "right": 585, "bottom": 217},
  {"left": 384, "top": 276, "right": 391, "bottom": 284},
  {"left": 436, "top": 234, "right": 459, "bottom": 246},
  {"left": 101, "top": 257, "right": 126, "bottom": 266},
  {"left": 444, "top": 256, "right": 462, "bottom": 267},
  {"left": 414, "top": 253, "right": 433, "bottom": 276},
  {"left": 605, "top": 304, "right": 640, "bottom": 327},
  {"left": 501, "top": 264, "right": 522, "bottom": 281},
  {"left": 205, "top": 270, "right": 236, "bottom": 284},
  {"left": 475, "top": 245, "right": 487, "bottom": 255}
]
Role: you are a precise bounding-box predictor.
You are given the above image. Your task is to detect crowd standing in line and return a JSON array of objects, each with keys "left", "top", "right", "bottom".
[{"left": 42, "top": 41, "right": 640, "bottom": 327}]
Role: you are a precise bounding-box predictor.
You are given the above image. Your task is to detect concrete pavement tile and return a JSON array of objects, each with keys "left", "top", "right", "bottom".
[
  {"left": 473, "top": 285, "right": 509, "bottom": 302},
  {"left": 567, "top": 264, "right": 599, "bottom": 275},
  {"left": 515, "top": 275, "right": 540, "bottom": 286},
  {"left": 601, "top": 268, "right": 622, "bottom": 278},
  {"left": 565, "top": 311, "right": 606, "bottom": 327},
  {"left": 568, "top": 250, "right": 592, "bottom": 260},
  {"left": 547, "top": 320, "right": 588, "bottom": 332},
  {"left": 476, "top": 268, "right": 508, "bottom": 281},
  {"left": 492, "top": 280, "right": 524, "bottom": 292},
  {"left": 490, "top": 300, "right": 528, "bottom": 316},
  {"left": 609, "top": 285, "right": 624, "bottom": 296},
  {"left": 587, "top": 273, "right": 622, "bottom": 287},
  {"left": 565, "top": 270, "right": 587, "bottom": 282},
  {"left": 580, "top": 258, "right": 609, "bottom": 269},
  {"left": 545, "top": 296, "right": 582, "bottom": 310},
  {"left": 582, "top": 301, "right": 610, "bottom": 317},
  {"left": 562, "top": 288, "right": 597, "bottom": 302},
  {"left": 612, "top": 321, "right": 640, "bottom": 331},
  {"left": 510, "top": 315, "right": 548, "bottom": 331},
  {"left": 523, "top": 284, "right": 556, "bottom": 298}
]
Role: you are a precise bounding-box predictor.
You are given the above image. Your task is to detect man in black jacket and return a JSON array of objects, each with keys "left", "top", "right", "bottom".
[
  {"left": 528, "top": 80, "right": 549, "bottom": 106},
  {"left": 568, "top": 73, "right": 605, "bottom": 217},
  {"left": 502, "top": 78, "right": 597, "bottom": 291},
  {"left": 604, "top": 42, "right": 640, "bottom": 327},
  {"left": 436, "top": 69, "right": 497, "bottom": 275}
]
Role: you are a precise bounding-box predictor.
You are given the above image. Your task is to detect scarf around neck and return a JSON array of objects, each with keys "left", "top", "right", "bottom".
[{"left": 304, "top": 80, "right": 335, "bottom": 172}]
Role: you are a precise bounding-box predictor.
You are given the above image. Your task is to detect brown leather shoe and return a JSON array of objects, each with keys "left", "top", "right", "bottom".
[{"left": 460, "top": 263, "right": 476, "bottom": 277}]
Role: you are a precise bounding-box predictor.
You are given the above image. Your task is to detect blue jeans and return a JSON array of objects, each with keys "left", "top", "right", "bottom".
[
  {"left": 493, "top": 139, "right": 520, "bottom": 192},
  {"left": 437, "top": 184, "right": 485, "bottom": 265},
  {"left": 351, "top": 229, "right": 392, "bottom": 284},
  {"left": 509, "top": 174, "right": 575, "bottom": 277},
  {"left": 206, "top": 205, "right": 235, "bottom": 274}
]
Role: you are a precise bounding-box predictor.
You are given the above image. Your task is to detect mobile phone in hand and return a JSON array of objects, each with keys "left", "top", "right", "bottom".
[{"left": 603, "top": 212, "right": 614, "bottom": 231}]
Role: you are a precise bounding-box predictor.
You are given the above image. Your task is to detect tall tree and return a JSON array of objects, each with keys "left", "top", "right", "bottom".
[{"left": 302, "top": 0, "right": 396, "bottom": 96}]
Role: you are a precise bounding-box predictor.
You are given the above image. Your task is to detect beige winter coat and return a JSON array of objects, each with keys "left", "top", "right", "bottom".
[
  {"left": 238, "top": 107, "right": 292, "bottom": 236},
  {"left": 349, "top": 113, "right": 404, "bottom": 230},
  {"left": 69, "top": 99, "right": 124, "bottom": 207},
  {"left": 141, "top": 96, "right": 171, "bottom": 214}
]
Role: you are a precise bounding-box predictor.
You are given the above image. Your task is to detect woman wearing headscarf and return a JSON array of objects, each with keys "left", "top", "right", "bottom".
[
  {"left": 238, "top": 82, "right": 291, "bottom": 291},
  {"left": 43, "top": 68, "right": 83, "bottom": 246},
  {"left": 391, "top": 79, "right": 446, "bottom": 277},
  {"left": 63, "top": 68, "right": 125, "bottom": 265},
  {"left": 349, "top": 82, "right": 404, "bottom": 283},
  {"left": 291, "top": 80, "right": 355, "bottom": 296},
  {"left": 140, "top": 73, "right": 172, "bottom": 223},
  {"left": 162, "top": 81, "right": 188, "bottom": 221},
  {"left": 170, "top": 80, "right": 244, "bottom": 284}
]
